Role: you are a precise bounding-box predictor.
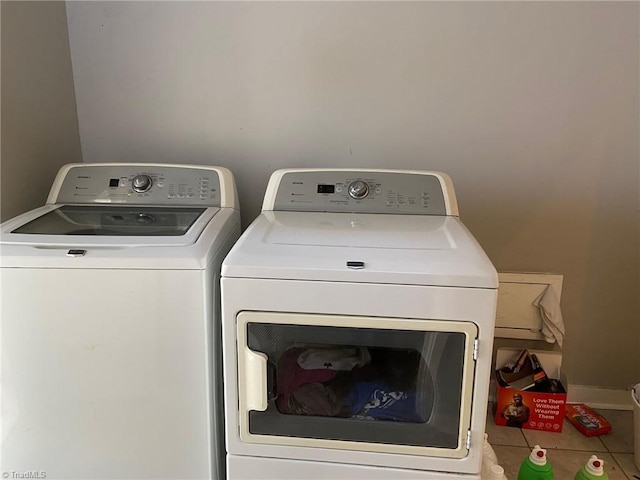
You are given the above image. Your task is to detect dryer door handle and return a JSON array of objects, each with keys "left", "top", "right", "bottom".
[{"left": 243, "top": 348, "right": 269, "bottom": 412}]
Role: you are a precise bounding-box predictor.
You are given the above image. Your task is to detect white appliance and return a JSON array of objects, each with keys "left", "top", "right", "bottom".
[
  {"left": 221, "top": 169, "right": 498, "bottom": 479},
  {"left": 1, "top": 163, "right": 240, "bottom": 479}
]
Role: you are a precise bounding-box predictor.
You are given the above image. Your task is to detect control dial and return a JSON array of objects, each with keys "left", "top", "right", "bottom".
[
  {"left": 132, "top": 174, "right": 153, "bottom": 193},
  {"left": 348, "top": 180, "right": 370, "bottom": 199}
]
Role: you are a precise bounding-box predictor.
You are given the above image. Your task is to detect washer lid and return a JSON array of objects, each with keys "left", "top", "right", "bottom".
[
  {"left": 1, "top": 204, "right": 219, "bottom": 247},
  {"left": 222, "top": 211, "right": 498, "bottom": 289},
  {"left": 11, "top": 205, "right": 209, "bottom": 237}
]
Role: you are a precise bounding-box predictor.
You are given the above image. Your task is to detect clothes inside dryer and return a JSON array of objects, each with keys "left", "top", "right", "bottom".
[{"left": 276, "top": 345, "right": 431, "bottom": 423}]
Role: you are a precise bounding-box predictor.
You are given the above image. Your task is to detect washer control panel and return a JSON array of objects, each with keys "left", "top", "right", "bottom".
[
  {"left": 54, "top": 164, "right": 223, "bottom": 206},
  {"left": 269, "top": 170, "right": 452, "bottom": 215}
]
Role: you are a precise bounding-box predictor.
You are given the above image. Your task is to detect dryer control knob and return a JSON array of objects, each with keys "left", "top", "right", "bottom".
[
  {"left": 348, "top": 180, "right": 370, "bottom": 199},
  {"left": 132, "top": 174, "right": 153, "bottom": 193}
]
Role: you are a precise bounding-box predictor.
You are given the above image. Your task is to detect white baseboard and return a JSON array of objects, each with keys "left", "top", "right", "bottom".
[{"left": 566, "top": 384, "right": 635, "bottom": 410}]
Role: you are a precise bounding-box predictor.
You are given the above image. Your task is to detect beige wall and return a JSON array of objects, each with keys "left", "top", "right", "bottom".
[
  {"left": 55, "top": 1, "right": 640, "bottom": 389},
  {"left": 1, "top": 1, "right": 82, "bottom": 221}
]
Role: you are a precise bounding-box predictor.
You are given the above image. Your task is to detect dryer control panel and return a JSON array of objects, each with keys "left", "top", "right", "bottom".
[
  {"left": 49, "top": 164, "right": 235, "bottom": 208},
  {"left": 264, "top": 169, "right": 458, "bottom": 216}
]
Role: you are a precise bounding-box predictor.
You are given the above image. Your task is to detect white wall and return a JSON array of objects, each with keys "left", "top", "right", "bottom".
[
  {"left": 1, "top": 1, "right": 82, "bottom": 221},
  {"left": 66, "top": 1, "right": 639, "bottom": 389}
]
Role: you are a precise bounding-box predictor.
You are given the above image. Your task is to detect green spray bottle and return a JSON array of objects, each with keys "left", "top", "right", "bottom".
[
  {"left": 574, "top": 455, "right": 609, "bottom": 480},
  {"left": 517, "top": 445, "right": 555, "bottom": 480}
]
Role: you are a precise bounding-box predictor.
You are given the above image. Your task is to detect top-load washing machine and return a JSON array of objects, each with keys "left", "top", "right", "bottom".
[
  {"left": 220, "top": 168, "right": 498, "bottom": 479},
  {"left": 1, "top": 163, "right": 240, "bottom": 479}
]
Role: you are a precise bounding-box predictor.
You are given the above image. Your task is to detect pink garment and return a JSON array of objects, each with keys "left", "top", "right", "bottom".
[
  {"left": 290, "top": 383, "right": 343, "bottom": 416},
  {"left": 276, "top": 347, "right": 337, "bottom": 412}
]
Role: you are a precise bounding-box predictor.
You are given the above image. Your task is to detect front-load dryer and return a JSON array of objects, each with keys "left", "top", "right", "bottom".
[
  {"left": 220, "top": 168, "right": 498, "bottom": 479},
  {"left": 1, "top": 163, "right": 240, "bottom": 479}
]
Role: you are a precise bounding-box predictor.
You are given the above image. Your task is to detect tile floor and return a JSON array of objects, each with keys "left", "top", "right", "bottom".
[{"left": 486, "top": 404, "right": 639, "bottom": 479}]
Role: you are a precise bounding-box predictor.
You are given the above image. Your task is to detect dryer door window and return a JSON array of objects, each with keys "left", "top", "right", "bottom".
[{"left": 236, "top": 312, "right": 477, "bottom": 459}]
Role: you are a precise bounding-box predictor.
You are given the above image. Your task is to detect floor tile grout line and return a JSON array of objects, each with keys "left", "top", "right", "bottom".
[
  {"left": 607, "top": 452, "right": 632, "bottom": 480},
  {"left": 596, "top": 431, "right": 634, "bottom": 478},
  {"left": 598, "top": 435, "right": 610, "bottom": 453}
]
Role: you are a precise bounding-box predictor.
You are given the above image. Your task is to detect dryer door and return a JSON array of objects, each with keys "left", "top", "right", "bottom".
[{"left": 236, "top": 312, "right": 477, "bottom": 459}]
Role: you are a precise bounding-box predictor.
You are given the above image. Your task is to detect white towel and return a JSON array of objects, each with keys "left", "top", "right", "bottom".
[
  {"left": 633, "top": 384, "right": 640, "bottom": 405},
  {"left": 533, "top": 285, "right": 565, "bottom": 347},
  {"left": 297, "top": 347, "right": 371, "bottom": 371}
]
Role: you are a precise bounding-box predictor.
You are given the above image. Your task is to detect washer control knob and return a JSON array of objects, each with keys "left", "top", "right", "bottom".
[
  {"left": 132, "top": 174, "right": 153, "bottom": 193},
  {"left": 348, "top": 180, "right": 370, "bottom": 199}
]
